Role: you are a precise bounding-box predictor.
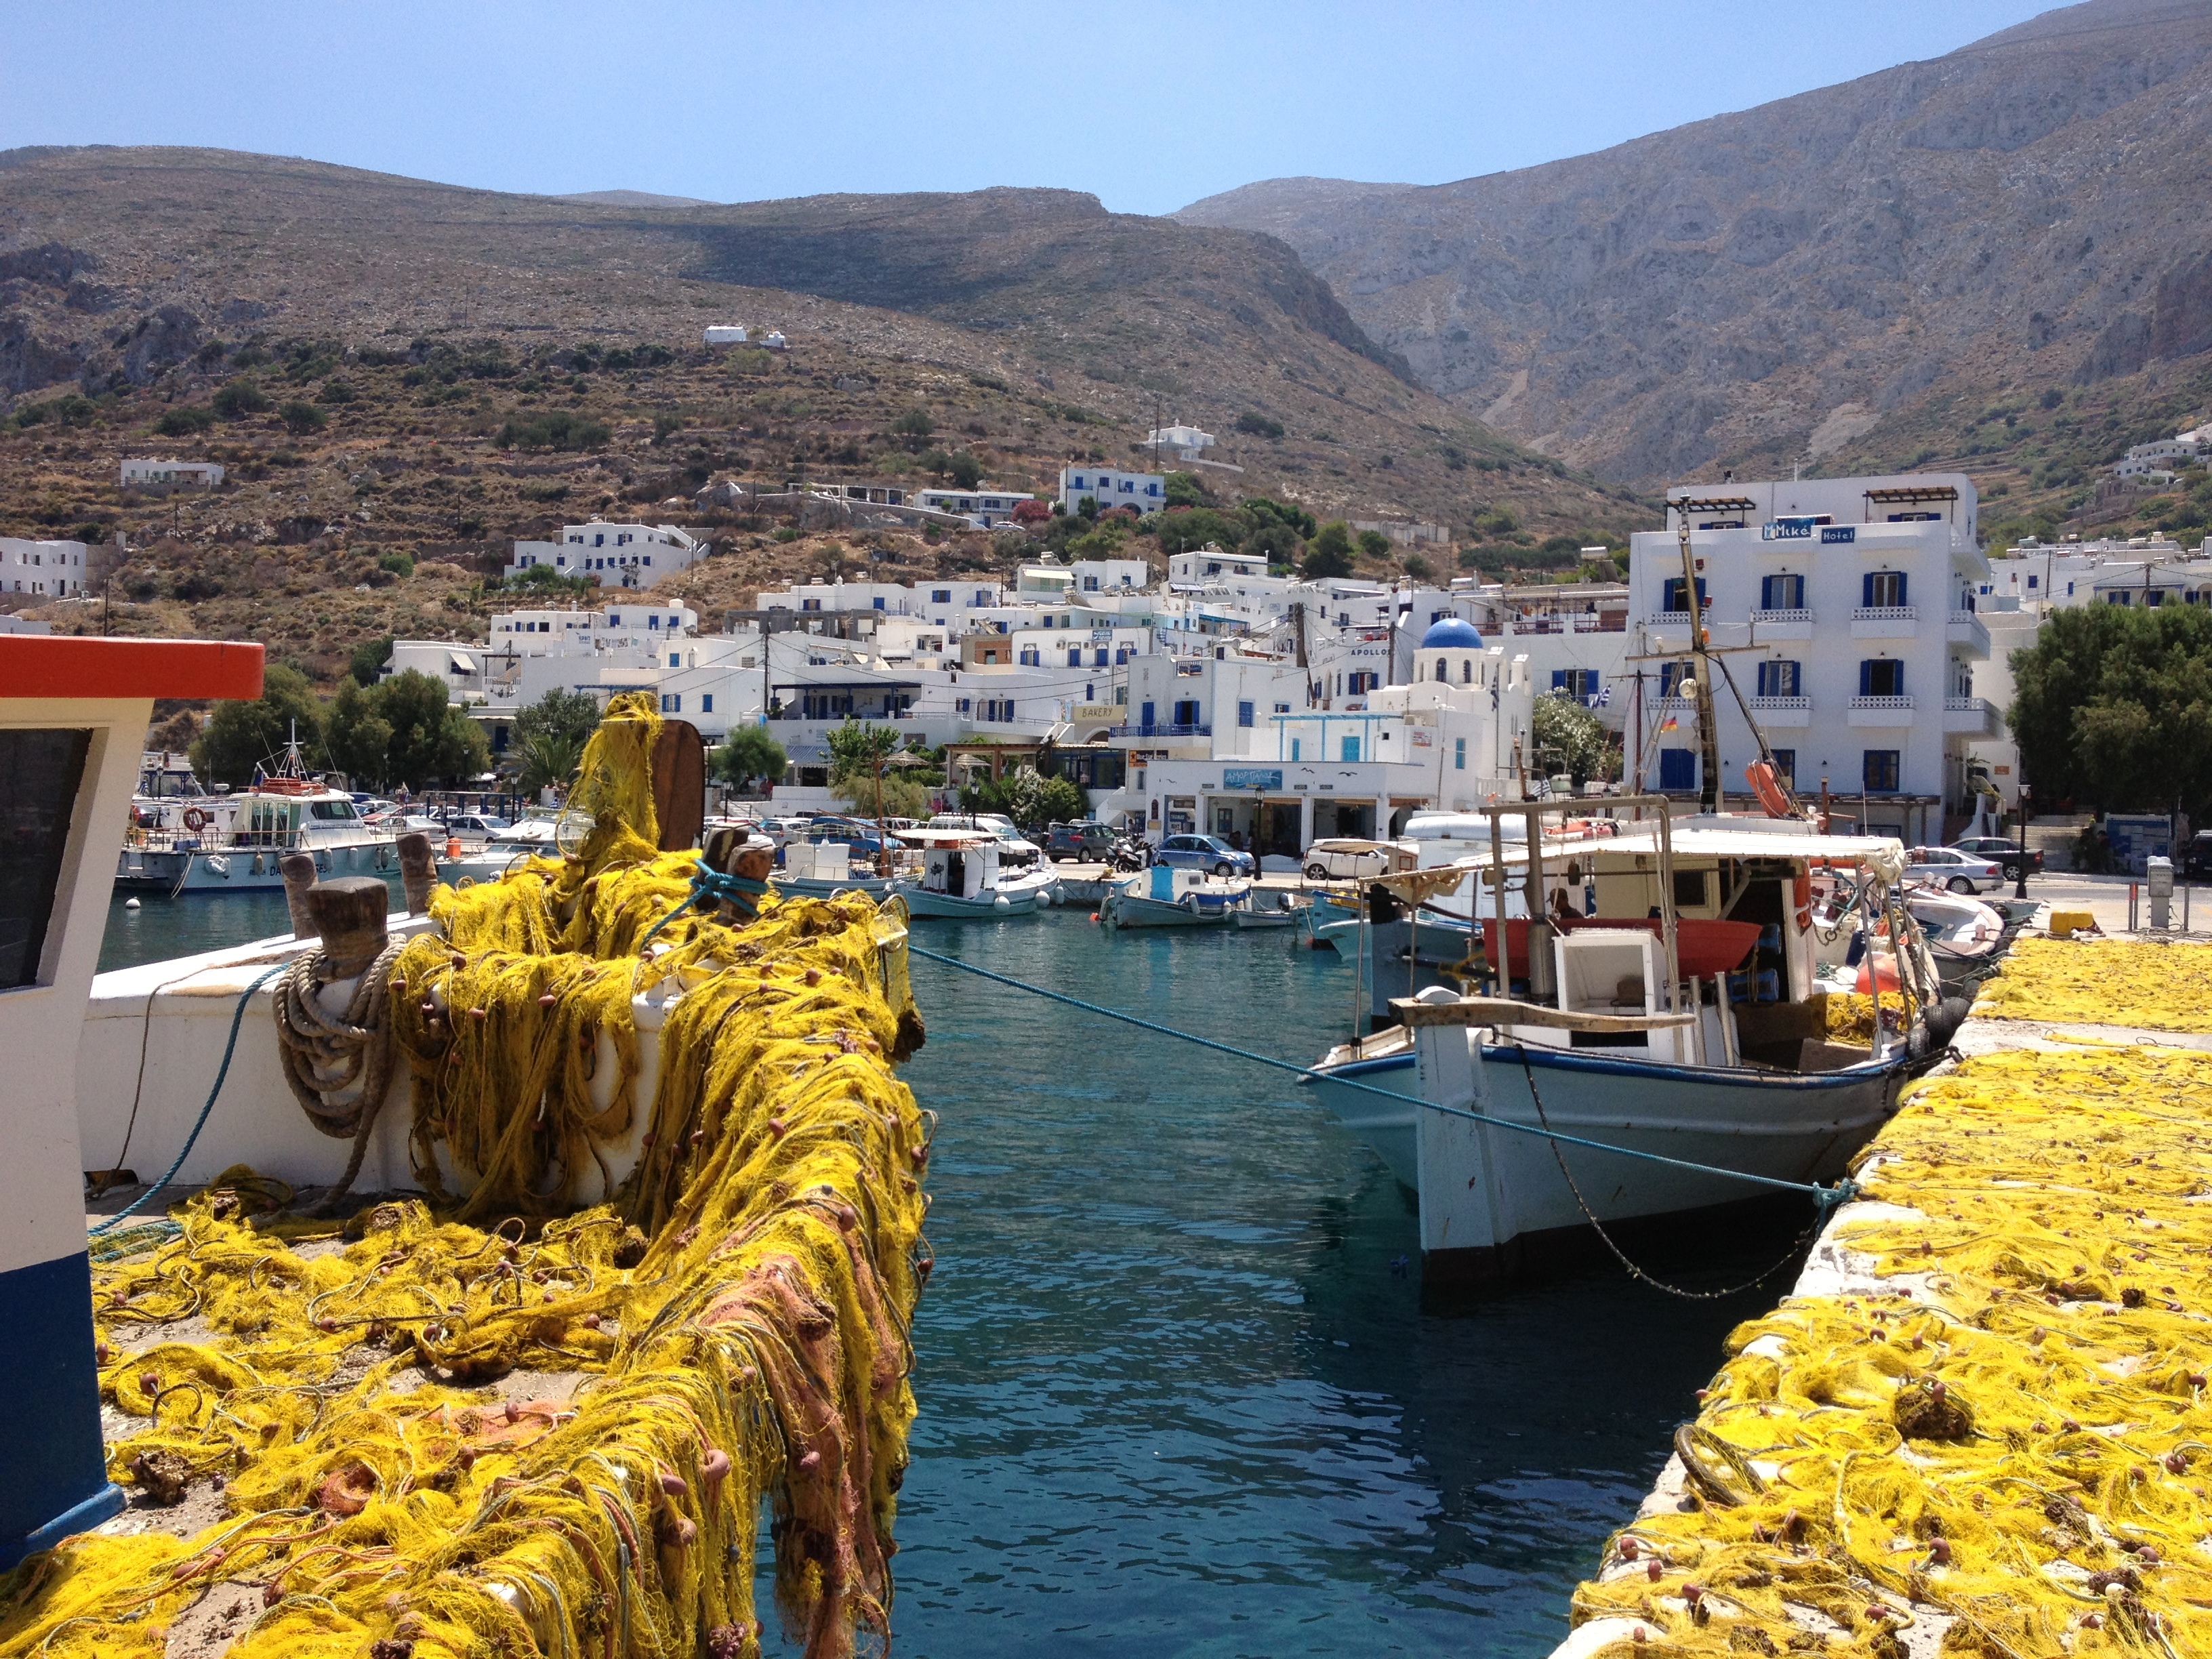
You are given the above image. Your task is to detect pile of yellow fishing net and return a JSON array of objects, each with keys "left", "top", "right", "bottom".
[
  {"left": 1973, "top": 935, "right": 2212, "bottom": 1033},
  {"left": 1570, "top": 944, "right": 2212, "bottom": 1658},
  {"left": 1, "top": 695, "right": 933, "bottom": 1659}
]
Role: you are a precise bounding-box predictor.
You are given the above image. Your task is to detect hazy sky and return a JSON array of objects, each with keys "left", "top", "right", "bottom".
[{"left": 2, "top": 1, "right": 2057, "bottom": 215}]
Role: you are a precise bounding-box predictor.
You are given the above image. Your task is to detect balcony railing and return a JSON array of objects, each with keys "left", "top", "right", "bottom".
[
  {"left": 1943, "top": 696, "right": 1990, "bottom": 712},
  {"left": 1851, "top": 606, "right": 1919, "bottom": 623},
  {"left": 1108, "top": 723, "right": 1210, "bottom": 739},
  {"left": 1848, "top": 695, "right": 1914, "bottom": 710},
  {"left": 1748, "top": 695, "right": 1811, "bottom": 712},
  {"left": 1946, "top": 611, "right": 1992, "bottom": 653},
  {"left": 1750, "top": 608, "right": 1814, "bottom": 625}
]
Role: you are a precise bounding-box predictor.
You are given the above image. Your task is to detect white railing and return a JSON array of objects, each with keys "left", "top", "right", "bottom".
[
  {"left": 1944, "top": 697, "right": 1991, "bottom": 713},
  {"left": 1849, "top": 695, "right": 1914, "bottom": 710},
  {"left": 1748, "top": 695, "right": 1811, "bottom": 712},
  {"left": 1851, "top": 606, "right": 1918, "bottom": 622},
  {"left": 1751, "top": 609, "right": 1814, "bottom": 624}
]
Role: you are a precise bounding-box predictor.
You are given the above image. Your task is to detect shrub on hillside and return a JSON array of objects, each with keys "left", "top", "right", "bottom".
[
  {"left": 213, "top": 379, "right": 271, "bottom": 419},
  {"left": 279, "top": 401, "right": 327, "bottom": 434},
  {"left": 153, "top": 404, "right": 216, "bottom": 436},
  {"left": 497, "top": 410, "right": 612, "bottom": 451},
  {"left": 1235, "top": 411, "right": 1284, "bottom": 439}
]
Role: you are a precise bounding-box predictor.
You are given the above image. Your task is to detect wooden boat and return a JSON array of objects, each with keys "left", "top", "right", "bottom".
[
  {"left": 1099, "top": 865, "right": 1250, "bottom": 928},
  {"left": 1306, "top": 802, "right": 1954, "bottom": 1285}
]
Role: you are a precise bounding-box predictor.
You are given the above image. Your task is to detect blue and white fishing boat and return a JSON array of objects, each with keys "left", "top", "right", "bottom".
[
  {"left": 1306, "top": 798, "right": 1957, "bottom": 1285},
  {"left": 1099, "top": 863, "right": 1250, "bottom": 929}
]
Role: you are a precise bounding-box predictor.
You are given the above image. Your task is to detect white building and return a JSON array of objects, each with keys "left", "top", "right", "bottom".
[
  {"left": 762, "top": 331, "right": 787, "bottom": 350},
  {"left": 1168, "top": 546, "right": 1271, "bottom": 584},
  {"left": 120, "top": 458, "right": 224, "bottom": 489},
  {"left": 907, "top": 486, "right": 1034, "bottom": 527},
  {"left": 1015, "top": 556, "right": 1150, "bottom": 598},
  {"left": 1059, "top": 465, "right": 1166, "bottom": 514},
  {"left": 1144, "top": 423, "right": 1214, "bottom": 462},
  {"left": 504, "top": 521, "right": 706, "bottom": 590},
  {"left": 1628, "top": 472, "right": 1990, "bottom": 840},
  {"left": 702, "top": 326, "right": 750, "bottom": 346},
  {"left": 2115, "top": 434, "right": 2203, "bottom": 479},
  {"left": 0, "top": 537, "right": 88, "bottom": 598}
]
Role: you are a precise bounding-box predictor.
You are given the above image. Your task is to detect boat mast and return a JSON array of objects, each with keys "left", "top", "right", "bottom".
[{"left": 1673, "top": 506, "right": 1722, "bottom": 813}]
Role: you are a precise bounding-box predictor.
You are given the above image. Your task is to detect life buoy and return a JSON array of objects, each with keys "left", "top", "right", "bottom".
[
  {"left": 1792, "top": 874, "right": 1813, "bottom": 932},
  {"left": 1745, "top": 761, "right": 1793, "bottom": 819},
  {"left": 183, "top": 808, "right": 209, "bottom": 832}
]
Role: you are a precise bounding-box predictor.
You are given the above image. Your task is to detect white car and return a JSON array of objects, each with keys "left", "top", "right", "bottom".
[
  {"left": 1904, "top": 845, "right": 2003, "bottom": 894},
  {"left": 1303, "top": 838, "right": 1417, "bottom": 881}
]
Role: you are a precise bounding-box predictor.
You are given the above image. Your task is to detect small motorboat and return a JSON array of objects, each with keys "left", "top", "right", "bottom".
[
  {"left": 1099, "top": 864, "right": 1249, "bottom": 928},
  {"left": 1904, "top": 881, "right": 2012, "bottom": 989},
  {"left": 772, "top": 838, "right": 900, "bottom": 899},
  {"left": 1232, "top": 891, "right": 1302, "bottom": 929},
  {"left": 890, "top": 830, "right": 1058, "bottom": 918}
]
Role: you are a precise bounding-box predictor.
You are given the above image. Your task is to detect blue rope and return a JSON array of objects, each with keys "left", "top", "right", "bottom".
[
  {"left": 636, "top": 866, "right": 773, "bottom": 955},
  {"left": 905, "top": 941, "right": 1858, "bottom": 1210},
  {"left": 90, "top": 962, "right": 287, "bottom": 1236}
]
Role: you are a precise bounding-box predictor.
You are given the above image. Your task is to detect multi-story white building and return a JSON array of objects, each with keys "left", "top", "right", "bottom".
[
  {"left": 0, "top": 537, "right": 88, "bottom": 598},
  {"left": 504, "top": 521, "right": 706, "bottom": 590},
  {"left": 1628, "top": 472, "right": 1990, "bottom": 841},
  {"left": 1144, "top": 423, "right": 1214, "bottom": 462},
  {"left": 1058, "top": 465, "right": 1166, "bottom": 514},
  {"left": 120, "top": 459, "right": 224, "bottom": 489},
  {"left": 2115, "top": 434, "right": 2203, "bottom": 479}
]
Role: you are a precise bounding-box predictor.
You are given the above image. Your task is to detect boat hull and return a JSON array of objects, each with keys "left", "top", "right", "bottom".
[
  {"left": 1101, "top": 891, "right": 1235, "bottom": 928},
  {"left": 897, "top": 884, "right": 1040, "bottom": 918},
  {"left": 1309, "top": 1033, "right": 1910, "bottom": 1284},
  {"left": 115, "top": 838, "right": 403, "bottom": 892}
]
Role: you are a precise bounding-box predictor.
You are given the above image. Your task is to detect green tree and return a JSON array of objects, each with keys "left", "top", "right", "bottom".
[
  {"left": 947, "top": 451, "right": 985, "bottom": 489},
  {"left": 1036, "top": 774, "right": 1086, "bottom": 823},
  {"left": 1532, "top": 691, "right": 1616, "bottom": 787},
  {"left": 1163, "top": 470, "right": 1213, "bottom": 509},
  {"left": 153, "top": 405, "right": 215, "bottom": 437},
  {"left": 1301, "top": 520, "right": 1356, "bottom": 579},
  {"left": 326, "top": 671, "right": 489, "bottom": 790},
  {"left": 279, "top": 400, "right": 327, "bottom": 435},
  {"left": 514, "top": 729, "right": 584, "bottom": 796},
  {"left": 2009, "top": 604, "right": 2212, "bottom": 815},
  {"left": 1242, "top": 496, "right": 1317, "bottom": 539},
  {"left": 715, "top": 726, "right": 790, "bottom": 792},
  {"left": 192, "top": 664, "right": 325, "bottom": 785},
  {"left": 514, "top": 687, "right": 602, "bottom": 752},
  {"left": 212, "top": 379, "right": 271, "bottom": 419},
  {"left": 348, "top": 635, "right": 393, "bottom": 688},
  {"left": 891, "top": 409, "right": 935, "bottom": 438},
  {"left": 1155, "top": 507, "right": 1247, "bottom": 556},
  {"left": 826, "top": 718, "right": 902, "bottom": 785},
  {"left": 1356, "top": 529, "right": 1393, "bottom": 560}
]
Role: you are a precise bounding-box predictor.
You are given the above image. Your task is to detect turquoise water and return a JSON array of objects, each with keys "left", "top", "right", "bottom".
[{"left": 96, "top": 898, "right": 1793, "bottom": 1656}]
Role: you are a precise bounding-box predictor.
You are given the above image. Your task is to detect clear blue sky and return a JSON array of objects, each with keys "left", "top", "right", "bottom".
[{"left": 1, "top": 0, "right": 2057, "bottom": 216}]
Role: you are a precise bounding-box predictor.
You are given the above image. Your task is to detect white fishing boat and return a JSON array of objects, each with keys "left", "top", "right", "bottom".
[
  {"left": 1305, "top": 798, "right": 1958, "bottom": 1285},
  {"left": 1231, "top": 890, "right": 1303, "bottom": 929},
  {"left": 129, "top": 750, "right": 239, "bottom": 838},
  {"left": 890, "top": 829, "right": 1059, "bottom": 918},
  {"left": 116, "top": 743, "right": 401, "bottom": 895},
  {"left": 1903, "top": 882, "right": 2008, "bottom": 983},
  {"left": 1099, "top": 864, "right": 1250, "bottom": 928},
  {"left": 771, "top": 838, "right": 901, "bottom": 899}
]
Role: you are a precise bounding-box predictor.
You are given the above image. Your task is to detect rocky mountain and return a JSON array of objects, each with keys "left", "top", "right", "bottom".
[
  {"left": 0, "top": 146, "right": 1642, "bottom": 547},
  {"left": 1176, "top": 0, "right": 2212, "bottom": 493}
]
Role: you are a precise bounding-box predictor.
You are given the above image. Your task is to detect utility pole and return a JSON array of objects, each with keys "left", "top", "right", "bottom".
[{"left": 1671, "top": 503, "right": 1723, "bottom": 813}]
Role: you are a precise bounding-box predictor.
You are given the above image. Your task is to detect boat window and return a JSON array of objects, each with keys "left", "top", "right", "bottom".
[
  {"left": 0, "top": 728, "right": 91, "bottom": 990},
  {"left": 1672, "top": 869, "right": 1710, "bottom": 910},
  {"left": 308, "top": 800, "right": 356, "bottom": 820}
]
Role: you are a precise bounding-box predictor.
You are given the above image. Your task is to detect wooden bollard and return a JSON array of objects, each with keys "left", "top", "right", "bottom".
[
  {"left": 279, "top": 852, "right": 319, "bottom": 940},
  {"left": 701, "top": 827, "right": 774, "bottom": 924},
  {"left": 396, "top": 832, "right": 436, "bottom": 916},
  {"left": 299, "top": 876, "right": 391, "bottom": 979}
]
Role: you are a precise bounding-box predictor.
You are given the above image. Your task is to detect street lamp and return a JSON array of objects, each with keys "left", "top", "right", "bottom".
[{"left": 2013, "top": 771, "right": 2030, "bottom": 901}]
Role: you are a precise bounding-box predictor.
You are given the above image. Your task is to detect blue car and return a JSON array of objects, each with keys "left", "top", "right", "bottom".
[{"left": 1156, "top": 833, "right": 1254, "bottom": 878}]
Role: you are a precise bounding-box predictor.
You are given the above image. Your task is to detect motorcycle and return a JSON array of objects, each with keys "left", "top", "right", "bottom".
[{"left": 1108, "top": 836, "right": 1151, "bottom": 874}]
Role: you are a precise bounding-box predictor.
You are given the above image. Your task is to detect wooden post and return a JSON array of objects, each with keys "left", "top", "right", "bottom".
[
  {"left": 279, "top": 852, "right": 318, "bottom": 939},
  {"left": 396, "top": 832, "right": 436, "bottom": 916},
  {"left": 299, "top": 875, "right": 390, "bottom": 978}
]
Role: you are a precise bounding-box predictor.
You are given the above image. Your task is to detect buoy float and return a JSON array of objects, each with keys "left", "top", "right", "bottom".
[
  {"left": 1089, "top": 911, "right": 1101, "bottom": 923},
  {"left": 123, "top": 897, "right": 141, "bottom": 909}
]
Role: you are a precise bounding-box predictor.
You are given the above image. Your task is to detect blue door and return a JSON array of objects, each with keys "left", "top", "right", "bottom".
[
  {"left": 1659, "top": 748, "right": 1696, "bottom": 790},
  {"left": 1140, "top": 701, "right": 1155, "bottom": 735}
]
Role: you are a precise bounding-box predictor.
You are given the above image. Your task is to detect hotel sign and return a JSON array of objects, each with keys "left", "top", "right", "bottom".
[{"left": 1222, "top": 767, "right": 1282, "bottom": 790}]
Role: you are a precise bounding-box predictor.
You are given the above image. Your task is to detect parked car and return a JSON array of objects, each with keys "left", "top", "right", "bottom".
[
  {"left": 2182, "top": 831, "right": 2212, "bottom": 881},
  {"left": 1155, "top": 834, "right": 1255, "bottom": 878},
  {"left": 440, "top": 813, "right": 510, "bottom": 837},
  {"left": 1046, "top": 821, "right": 1114, "bottom": 862},
  {"left": 1904, "top": 845, "right": 2004, "bottom": 893},
  {"left": 1303, "top": 837, "right": 1416, "bottom": 882},
  {"left": 1949, "top": 835, "right": 2042, "bottom": 882}
]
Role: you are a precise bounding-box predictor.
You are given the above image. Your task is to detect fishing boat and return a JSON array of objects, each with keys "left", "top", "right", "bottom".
[
  {"left": 1099, "top": 863, "right": 1251, "bottom": 928},
  {"left": 890, "top": 828, "right": 1059, "bottom": 918},
  {"left": 115, "top": 741, "right": 401, "bottom": 894},
  {"left": 1231, "top": 890, "right": 1303, "bottom": 929},
  {"left": 1305, "top": 797, "right": 1958, "bottom": 1284},
  {"left": 1902, "top": 882, "right": 2013, "bottom": 988},
  {"left": 771, "top": 836, "right": 902, "bottom": 898},
  {"left": 129, "top": 749, "right": 239, "bottom": 838}
]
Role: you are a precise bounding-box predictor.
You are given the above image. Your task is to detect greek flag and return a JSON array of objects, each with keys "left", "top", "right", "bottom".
[{"left": 1585, "top": 684, "right": 1612, "bottom": 710}]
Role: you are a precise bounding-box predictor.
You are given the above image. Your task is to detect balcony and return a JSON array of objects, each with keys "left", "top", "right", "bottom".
[
  {"left": 1946, "top": 611, "right": 1991, "bottom": 657},
  {"left": 1746, "top": 695, "right": 1811, "bottom": 727},
  {"left": 1108, "top": 722, "right": 1210, "bottom": 739},
  {"left": 1645, "top": 609, "right": 1703, "bottom": 631},
  {"left": 1850, "top": 606, "right": 1919, "bottom": 638},
  {"left": 1942, "top": 696, "right": 1999, "bottom": 736},
  {"left": 1749, "top": 607, "right": 1815, "bottom": 639},
  {"left": 1846, "top": 695, "right": 1916, "bottom": 726}
]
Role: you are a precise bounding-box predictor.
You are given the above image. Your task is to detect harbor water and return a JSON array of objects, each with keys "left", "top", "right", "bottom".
[{"left": 98, "top": 895, "right": 1805, "bottom": 1657}]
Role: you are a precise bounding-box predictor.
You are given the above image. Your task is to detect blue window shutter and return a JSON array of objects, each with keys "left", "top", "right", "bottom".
[
  {"left": 1895, "top": 571, "right": 1908, "bottom": 605},
  {"left": 1862, "top": 572, "right": 1876, "bottom": 607},
  {"left": 1552, "top": 670, "right": 1568, "bottom": 691},
  {"left": 1858, "top": 660, "right": 1872, "bottom": 696}
]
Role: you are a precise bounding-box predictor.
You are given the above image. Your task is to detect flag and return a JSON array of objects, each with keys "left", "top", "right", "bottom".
[
  {"left": 1596, "top": 684, "right": 1612, "bottom": 707},
  {"left": 1658, "top": 714, "right": 1679, "bottom": 733}
]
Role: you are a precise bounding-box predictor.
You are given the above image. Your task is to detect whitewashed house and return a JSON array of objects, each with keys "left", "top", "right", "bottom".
[
  {"left": 120, "top": 459, "right": 224, "bottom": 489},
  {"left": 702, "top": 326, "right": 750, "bottom": 346},
  {"left": 1629, "top": 472, "right": 1990, "bottom": 840},
  {"left": 0, "top": 537, "right": 88, "bottom": 598},
  {"left": 1144, "top": 423, "right": 1215, "bottom": 462},
  {"left": 907, "top": 486, "right": 1035, "bottom": 527},
  {"left": 1058, "top": 465, "right": 1166, "bottom": 514},
  {"left": 504, "top": 522, "right": 706, "bottom": 591}
]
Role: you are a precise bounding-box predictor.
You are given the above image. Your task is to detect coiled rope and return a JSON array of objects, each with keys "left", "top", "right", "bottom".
[{"left": 271, "top": 934, "right": 405, "bottom": 1209}]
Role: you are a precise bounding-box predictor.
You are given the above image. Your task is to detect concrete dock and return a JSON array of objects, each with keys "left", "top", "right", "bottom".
[{"left": 1551, "top": 934, "right": 2212, "bottom": 1659}]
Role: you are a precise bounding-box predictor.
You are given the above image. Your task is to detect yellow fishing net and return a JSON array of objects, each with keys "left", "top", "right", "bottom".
[
  {"left": 2, "top": 694, "right": 932, "bottom": 1659},
  {"left": 1974, "top": 935, "right": 2212, "bottom": 1031},
  {"left": 1566, "top": 958, "right": 2212, "bottom": 1658}
]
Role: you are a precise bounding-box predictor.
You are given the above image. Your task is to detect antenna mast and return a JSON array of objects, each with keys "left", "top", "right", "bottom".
[{"left": 1673, "top": 500, "right": 1723, "bottom": 813}]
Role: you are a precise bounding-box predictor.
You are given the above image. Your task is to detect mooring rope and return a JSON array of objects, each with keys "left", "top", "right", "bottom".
[{"left": 904, "top": 942, "right": 1858, "bottom": 1210}]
